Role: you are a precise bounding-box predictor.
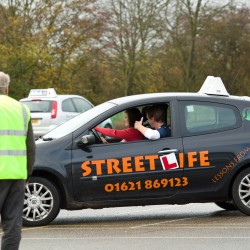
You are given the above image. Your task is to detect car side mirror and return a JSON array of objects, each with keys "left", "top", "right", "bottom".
[{"left": 77, "top": 135, "right": 96, "bottom": 146}]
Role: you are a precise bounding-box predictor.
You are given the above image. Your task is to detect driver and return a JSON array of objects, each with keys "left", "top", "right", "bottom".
[{"left": 94, "top": 108, "right": 145, "bottom": 142}]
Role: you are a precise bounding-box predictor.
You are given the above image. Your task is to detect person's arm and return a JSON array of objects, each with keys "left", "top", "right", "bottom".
[
  {"left": 26, "top": 120, "right": 36, "bottom": 180},
  {"left": 134, "top": 118, "right": 160, "bottom": 140},
  {"left": 95, "top": 126, "right": 134, "bottom": 140}
]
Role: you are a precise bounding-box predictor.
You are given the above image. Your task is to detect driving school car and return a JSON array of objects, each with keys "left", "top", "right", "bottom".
[
  {"left": 20, "top": 88, "right": 112, "bottom": 138},
  {"left": 23, "top": 76, "right": 250, "bottom": 227}
]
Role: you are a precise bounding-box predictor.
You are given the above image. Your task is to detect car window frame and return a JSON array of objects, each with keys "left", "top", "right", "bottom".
[
  {"left": 90, "top": 102, "right": 172, "bottom": 145},
  {"left": 61, "top": 98, "right": 77, "bottom": 113},
  {"left": 72, "top": 97, "right": 93, "bottom": 113},
  {"left": 179, "top": 100, "right": 242, "bottom": 137}
]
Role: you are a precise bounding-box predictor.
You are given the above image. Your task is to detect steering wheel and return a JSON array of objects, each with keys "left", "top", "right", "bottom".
[{"left": 91, "top": 129, "right": 109, "bottom": 144}]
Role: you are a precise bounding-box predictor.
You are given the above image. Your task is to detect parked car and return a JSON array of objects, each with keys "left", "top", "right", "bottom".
[
  {"left": 23, "top": 76, "right": 250, "bottom": 227},
  {"left": 20, "top": 88, "right": 112, "bottom": 138}
]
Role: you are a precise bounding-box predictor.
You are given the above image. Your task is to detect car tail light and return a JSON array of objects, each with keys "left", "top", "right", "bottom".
[{"left": 51, "top": 101, "right": 57, "bottom": 119}]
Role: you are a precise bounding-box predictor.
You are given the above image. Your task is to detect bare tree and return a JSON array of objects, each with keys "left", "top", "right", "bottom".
[
  {"left": 203, "top": 3, "right": 250, "bottom": 95},
  {"left": 161, "top": 0, "right": 206, "bottom": 91},
  {"left": 105, "top": 0, "right": 167, "bottom": 96}
]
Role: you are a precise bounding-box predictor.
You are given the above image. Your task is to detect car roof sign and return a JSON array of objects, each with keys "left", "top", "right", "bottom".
[
  {"left": 28, "top": 88, "right": 57, "bottom": 98},
  {"left": 198, "top": 76, "right": 230, "bottom": 97}
]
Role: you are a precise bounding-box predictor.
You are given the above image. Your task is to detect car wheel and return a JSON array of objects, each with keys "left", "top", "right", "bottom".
[
  {"left": 232, "top": 168, "right": 250, "bottom": 215},
  {"left": 23, "top": 177, "right": 61, "bottom": 227},
  {"left": 215, "top": 201, "right": 237, "bottom": 211}
]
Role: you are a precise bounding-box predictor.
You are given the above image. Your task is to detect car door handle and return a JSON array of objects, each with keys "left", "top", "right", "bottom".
[{"left": 158, "top": 149, "right": 179, "bottom": 154}]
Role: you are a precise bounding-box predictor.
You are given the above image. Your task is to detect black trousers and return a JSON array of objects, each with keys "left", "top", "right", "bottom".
[{"left": 0, "top": 180, "right": 25, "bottom": 250}]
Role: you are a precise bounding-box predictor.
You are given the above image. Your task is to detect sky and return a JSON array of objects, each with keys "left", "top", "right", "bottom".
[{"left": 211, "top": 0, "right": 250, "bottom": 6}]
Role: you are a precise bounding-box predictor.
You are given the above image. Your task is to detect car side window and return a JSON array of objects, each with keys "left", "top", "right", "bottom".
[
  {"left": 93, "top": 102, "right": 171, "bottom": 144},
  {"left": 62, "top": 99, "right": 77, "bottom": 112},
  {"left": 180, "top": 101, "right": 241, "bottom": 136},
  {"left": 72, "top": 98, "right": 93, "bottom": 113}
]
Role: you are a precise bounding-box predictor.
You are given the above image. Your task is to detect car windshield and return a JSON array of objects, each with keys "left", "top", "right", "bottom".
[{"left": 43, "top": 102, "right": 116, "bottom": 140}]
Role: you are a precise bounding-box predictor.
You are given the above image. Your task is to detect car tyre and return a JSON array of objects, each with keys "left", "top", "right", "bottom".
[
  {"left": 232, "top": 168, "right": 250, "bottom": 215},
  {"left": 215, "top": 201, "right": 237, "bottom": 211},
  {"left": 23, "top": 177, "right": 61, "bottom": 227}
]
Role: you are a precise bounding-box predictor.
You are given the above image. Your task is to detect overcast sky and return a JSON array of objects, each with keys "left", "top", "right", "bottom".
[{"left": 211, "top": 0, "right": 250, "bottom": 6}]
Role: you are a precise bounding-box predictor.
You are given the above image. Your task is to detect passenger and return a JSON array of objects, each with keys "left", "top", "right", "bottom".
[
  {"left": 94, "top": 108, "right": 145, "bottom": 142},
  {"left": 134, "top": 104, "right": 170, "bottom": 140}
]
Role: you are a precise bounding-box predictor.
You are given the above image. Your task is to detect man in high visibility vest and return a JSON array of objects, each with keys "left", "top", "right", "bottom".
[{"left": 0, "top": 71, "right": 35, "bottom": 250}]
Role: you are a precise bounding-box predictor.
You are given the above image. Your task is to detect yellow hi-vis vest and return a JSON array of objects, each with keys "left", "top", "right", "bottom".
[{"left": 0, "top": 95, "right": 30, "bottom": 179}]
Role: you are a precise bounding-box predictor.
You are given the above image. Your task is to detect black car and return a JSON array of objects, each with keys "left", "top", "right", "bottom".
[{"left": 23, "top": 76, "right": 250, "bottom": 226}]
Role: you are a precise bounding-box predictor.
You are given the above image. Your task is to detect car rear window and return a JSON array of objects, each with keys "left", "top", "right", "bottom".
[{"left": 22, "top": 100, "right": 52, "bottom": 113}]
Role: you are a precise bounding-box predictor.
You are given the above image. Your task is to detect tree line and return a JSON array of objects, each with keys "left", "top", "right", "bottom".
[{"left": 0, "top": 0, "right": 249, "bottom": 104}]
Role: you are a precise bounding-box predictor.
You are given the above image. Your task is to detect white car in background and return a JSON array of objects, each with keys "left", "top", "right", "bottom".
[{"left": 20, "top": 88, "right": 112, "bottom": 138}]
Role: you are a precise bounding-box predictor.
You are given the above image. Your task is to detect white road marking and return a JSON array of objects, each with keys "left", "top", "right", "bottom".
[
  {"left": 19, "top": 236, "right": 250, "bottom": 240},
  {"left": 130, "top": 215, "right": 208, "bottom": 228}
]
